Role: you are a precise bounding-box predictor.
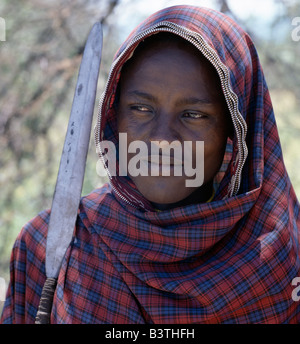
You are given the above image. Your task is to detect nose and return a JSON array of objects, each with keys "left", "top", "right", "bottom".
[
  {"left": 149, "top": 111, "right": 180, "bottom": 144},
  {"left": 151, "top": 139, "right": 181, "bottom": 150}
]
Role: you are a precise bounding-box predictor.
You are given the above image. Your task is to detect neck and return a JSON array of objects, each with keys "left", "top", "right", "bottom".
[{"left": 152, "top": 181, "right": 214, "bottom": 211}]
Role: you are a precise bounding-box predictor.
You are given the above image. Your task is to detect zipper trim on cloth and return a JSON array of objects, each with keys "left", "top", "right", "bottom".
[{"left": 95, "top": 21, "right": 248, "bottom": 207}]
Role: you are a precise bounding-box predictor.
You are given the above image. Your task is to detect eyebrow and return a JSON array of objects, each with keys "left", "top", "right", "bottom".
[
  {"left": 127, "top": 90, "right": 157, "bottom": 103},
  {"left": 126, "top": 90, "right": 214, "bottom": 105},
  {"left": 176, "top": 96, "right": 213, "bottom": 106}
]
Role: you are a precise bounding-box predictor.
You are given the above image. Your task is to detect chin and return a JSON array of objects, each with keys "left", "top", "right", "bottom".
[
  {"left": 132, "top": 176, "right": 200, "bottom": 205},
  {"left": 145, "top": 193, "right": 186, "bottom": 205},
  {"left": 134, "top": 177, "right": 193, "bottom": 205}
]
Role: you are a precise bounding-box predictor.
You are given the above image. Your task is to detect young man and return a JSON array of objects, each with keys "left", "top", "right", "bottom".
[{"left": 1, "top": 5, "right": 300, "bottom": 323}]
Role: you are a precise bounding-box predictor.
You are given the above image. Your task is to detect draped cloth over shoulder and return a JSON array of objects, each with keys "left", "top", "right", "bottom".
[{"left": 1, "top": 5, "right": 300, "bottom": 324}]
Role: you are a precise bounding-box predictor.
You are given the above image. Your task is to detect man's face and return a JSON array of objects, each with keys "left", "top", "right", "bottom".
[{"left": 117, "top": 38, "right": 231, "bottom": 210}]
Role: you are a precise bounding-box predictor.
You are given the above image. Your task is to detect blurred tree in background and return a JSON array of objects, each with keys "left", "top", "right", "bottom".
[
  {"left": 0, "top": 0, "right": 121, "bottom": 303},
  {"left": 0, "top": 0, "right": 299, "bottom": 312}
]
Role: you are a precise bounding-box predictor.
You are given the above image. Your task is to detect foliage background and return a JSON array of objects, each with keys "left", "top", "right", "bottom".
[{"left": 0, "top": 0, "right": 299, "bottom": 313}]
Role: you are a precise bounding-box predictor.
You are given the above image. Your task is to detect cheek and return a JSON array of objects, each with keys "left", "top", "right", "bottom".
[
  {"left": 117, "top": 112, "right": 144, "bottom": 138},
  {"left": 116, "top": 112, "right": 128, "bottom": 133},
  {"left": 203, "top": 134, "right": 227, "bottom": 178}
]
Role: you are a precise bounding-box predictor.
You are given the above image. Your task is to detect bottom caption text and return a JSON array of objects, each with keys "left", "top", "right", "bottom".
[{"left": 105, "top": 328, "right": 195, "bottom": 341}]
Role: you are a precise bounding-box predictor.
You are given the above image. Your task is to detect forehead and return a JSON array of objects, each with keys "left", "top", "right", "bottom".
[
  {"left": 121, "top": 32, "right": 211, "bottom": 75},
  {"left": 118, "top": 33, "right": 224, "bottom": 104}
]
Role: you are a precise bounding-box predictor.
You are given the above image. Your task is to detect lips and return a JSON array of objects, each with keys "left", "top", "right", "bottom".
[
  {"left": 140, "top": 155, "right": 183, "bottom": 166},
  {"left": 137, "top": 155, "right": 183, "bottom": 177}
]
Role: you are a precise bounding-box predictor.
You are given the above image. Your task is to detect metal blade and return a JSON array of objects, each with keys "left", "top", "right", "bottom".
[{"left": 45, "top": 22, "right": 103, "bottom": 278}]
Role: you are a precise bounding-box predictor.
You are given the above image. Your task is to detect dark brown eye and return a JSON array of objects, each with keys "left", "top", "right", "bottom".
[
  {"left": 182, "top": 111, "right": 207, "bottom": 119},
  {"left": 131, "top": 105, "right": 152, "bottom": 112}
]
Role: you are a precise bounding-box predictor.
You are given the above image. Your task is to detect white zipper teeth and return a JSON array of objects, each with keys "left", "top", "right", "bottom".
[{"left": 95, "top": 21, "right": 248, "bottom": 205}]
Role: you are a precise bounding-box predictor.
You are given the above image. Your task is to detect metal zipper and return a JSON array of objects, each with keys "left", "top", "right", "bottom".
[{"left": 95, "top": 21, "right": 248, "bottom": 206}]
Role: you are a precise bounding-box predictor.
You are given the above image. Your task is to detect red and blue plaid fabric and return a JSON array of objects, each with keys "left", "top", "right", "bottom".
[{"left": 1, "top": 5, "right": 300, "bottom": 324}]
